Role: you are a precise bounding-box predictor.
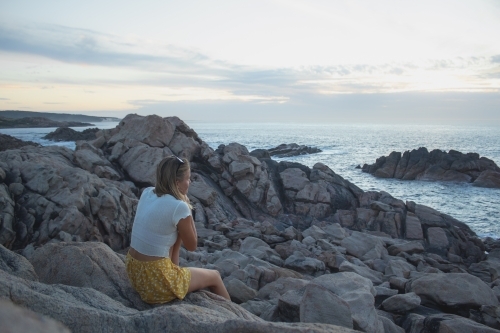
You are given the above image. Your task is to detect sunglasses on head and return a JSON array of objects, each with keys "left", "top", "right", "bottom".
[{"left": 174, "top": 156, "right": 184, "bottom": 172}]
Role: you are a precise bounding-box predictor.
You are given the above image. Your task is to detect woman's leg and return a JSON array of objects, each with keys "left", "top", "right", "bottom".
[{"left": 187, "top": 267, "right": 230, "bottom": 300}]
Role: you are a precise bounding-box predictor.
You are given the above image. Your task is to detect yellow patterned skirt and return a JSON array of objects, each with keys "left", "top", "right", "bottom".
[{"left": 125, "top": 253, "right": 191, "bottom": 304}]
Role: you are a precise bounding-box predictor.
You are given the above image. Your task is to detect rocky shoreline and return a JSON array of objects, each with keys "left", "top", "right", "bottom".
[
  {"left": 361, "top": 147, "right": 500, "bottom": 188},
  {"left": 1, "top": 114, "right": 499, "bottom": 332}
]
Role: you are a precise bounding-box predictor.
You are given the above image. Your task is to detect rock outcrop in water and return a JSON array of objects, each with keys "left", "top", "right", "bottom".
[
  {"left": 361, "top": 147, "right": 500, "bottom": 188},
  {"left": 0, "top": 133, "right": 41, "bottom": 152},
  {"left": 251, "top": 143, "right": 322, "bottom": 158},
  {"left": 43, "top": 127, "right": 100, "bottom": 142},
  {"left": 1, "top": 114, "right": 499, "bottom": 332}
]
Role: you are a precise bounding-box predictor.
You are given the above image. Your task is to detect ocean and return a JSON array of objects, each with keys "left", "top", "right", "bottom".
[{"left": 2, "top": 121, "right": 499, "bottom": 239}]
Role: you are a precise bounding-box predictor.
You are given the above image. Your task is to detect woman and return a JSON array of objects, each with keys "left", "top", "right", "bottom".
[{"left": 125, "top": 155, "right": 230, "bottom": 303}]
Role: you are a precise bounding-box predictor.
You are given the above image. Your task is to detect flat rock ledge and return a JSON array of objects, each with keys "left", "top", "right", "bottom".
[
  {"left": 1, "top": 114, "right": 500, "bottom": 333},
  {"left": 361, "top": 147, "right": 500, "bottom": 188}
]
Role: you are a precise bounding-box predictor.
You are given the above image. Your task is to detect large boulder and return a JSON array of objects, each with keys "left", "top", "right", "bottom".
[
  {"left": 311, "top": 272, "right": 383, "bottom": 333},
  {"left": 0, "top": 146, "right": 138, "bottom": 251},
  {"left": 26, "top": 242, "right": 147, "bottom": 310},
  {"left": 405, "top": 273, "right": 498, "bottom": 312},
  {"left": 107, "top": 114, "right": 175, "bottom": 147}
]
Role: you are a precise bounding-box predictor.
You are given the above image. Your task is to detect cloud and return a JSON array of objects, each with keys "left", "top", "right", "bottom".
[
  {"left": 0, "top": 21, "right": 499, "bottom": 109},
  {"left": 0, "top": 97, "right": 10, "bottom": 100},
  {"left": 119, "top": 91, "right": 500, "bottom": 125},
  {"left": 0, "top": 23, "right": 213, "bottom": 73}
]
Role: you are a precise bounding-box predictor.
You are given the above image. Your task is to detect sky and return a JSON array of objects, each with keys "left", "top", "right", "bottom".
[{"left": 0, "top": 0, "right": 499, "bottom": 124}]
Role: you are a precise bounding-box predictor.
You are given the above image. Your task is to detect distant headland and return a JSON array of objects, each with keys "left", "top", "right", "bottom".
[{"left": 0, "top": 110, "right": 121, "bottom": 124}]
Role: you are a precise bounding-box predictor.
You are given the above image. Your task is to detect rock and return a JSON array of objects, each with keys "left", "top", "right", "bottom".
[
  {"left": 189, "top": 173, "right": 218, "bottom": 206},
  {"left": 422, "top": 313, "right": 499, "bottom": 333},
  {"left": 239, "top": 237, "right": 283, "bottom": 266},
  {"left": 427, "top": 227, "right": 449, "bottom": 248},
  {"left": 473, "top": 170, "right": 500, "bottom": 188},
  {"left": 240, "top": 299, "right": 274, "bottom": 317},
  {"left": 257, "top": 277, "right": 310, "bottom": 300},
  {"left": 381, "top": 292, "right": 421, "bottom": 313},
  {"left": 0, "top": 298, "right": 71, "bottom": 333},
  {"left": 0, "top": 133, "right": 40, "bottom": 151},
  {"left": 27, "top": 242, "right": 148, "bottom": 310},
  {"left": 118, "top": 145, "right": 171, "bottom": 185},
  {"left": 226, "top": 278, "right": 257, "bottom": 304},
  {"left": 284, "top": 251, "right": 325, "bottom": 276},
  {"left": 404, "top": 214, "right": 424, "bottom": 240},
  {"left": 277, "top": 288, "right": 304, "bottom": 322},
  {"left": 267, "top": 143, "right": 322, "bottom": 158},
  {"left": 0, "top": 184, "right": 15, "bottom": 248},
  {"left": 339, "top": 260, "right": 384, "bottom": 285},
  {"left": 0, "top": 244, "right": 38, "bottom": 281},
  {"left": 300, "top": 283, "right": 353, "bottom": 328},
  {"left": 406, "top": 273, "right": 499, "bottom": 312},
  {"left": 387, "top": 241, "right": 425, "bottom": 256},
  {"left": 378, "top": 316, "right": 405, "bottom": 333},
  {"left": 280, "top": 168, "right": 309, "bottom": 191},
  {"left": 43, "top": 127, "right": 99, "bottom": 142},
  {"left": 0, "top": 252, "right": 355, "bottom": 333},
  {"left": 384, "top": 259, "right": 416, "bottom": 278},
  {"left": 302, "top": 225, "right": 327, "bottom": 240},
  {"left": 312, "top": 272, "right": 382, "bottom": 333},
  {"left": 107, "top": 114, "right": 175, "bottom": 148},
  {"left": 362, "top": 148, "right": 500, "bottom": 185},
  {"left": 0, "top": 146, "right": 137, "bottom": 251},
  {"left": 341, "top": 231, "right": 388, "bottom": 261}
]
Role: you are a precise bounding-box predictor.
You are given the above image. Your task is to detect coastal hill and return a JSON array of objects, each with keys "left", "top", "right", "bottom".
[
  {"left": 0, "top": 114, "right": 499, "bottom": 332},
  {"left": 0, "top": 110, "right": 121, "bottom": 123},
  {"left": 0, "top": 116, "right": 94, "bottom": 128}
]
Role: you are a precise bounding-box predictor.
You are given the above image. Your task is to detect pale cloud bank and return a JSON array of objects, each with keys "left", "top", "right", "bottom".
[{"left": 0, "top": 0, "right": 499, "bottom": 124}]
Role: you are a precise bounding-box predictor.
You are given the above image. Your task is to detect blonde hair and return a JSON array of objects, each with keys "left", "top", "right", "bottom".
[{"left": 155, "top": 156, "right": 192, "bottom": 209}]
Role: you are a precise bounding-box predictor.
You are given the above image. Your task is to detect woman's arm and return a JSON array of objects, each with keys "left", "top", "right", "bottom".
[
  {"left": 177, "top": 215, "right": 197, "bottom": 251},
  {"left": 170, "top": 235, "right": 182, "bottom": 265}
]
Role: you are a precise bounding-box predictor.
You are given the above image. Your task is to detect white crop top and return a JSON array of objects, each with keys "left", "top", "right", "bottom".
[{"left": 130, "top": 187, "right": 191, "bottom": 257}]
